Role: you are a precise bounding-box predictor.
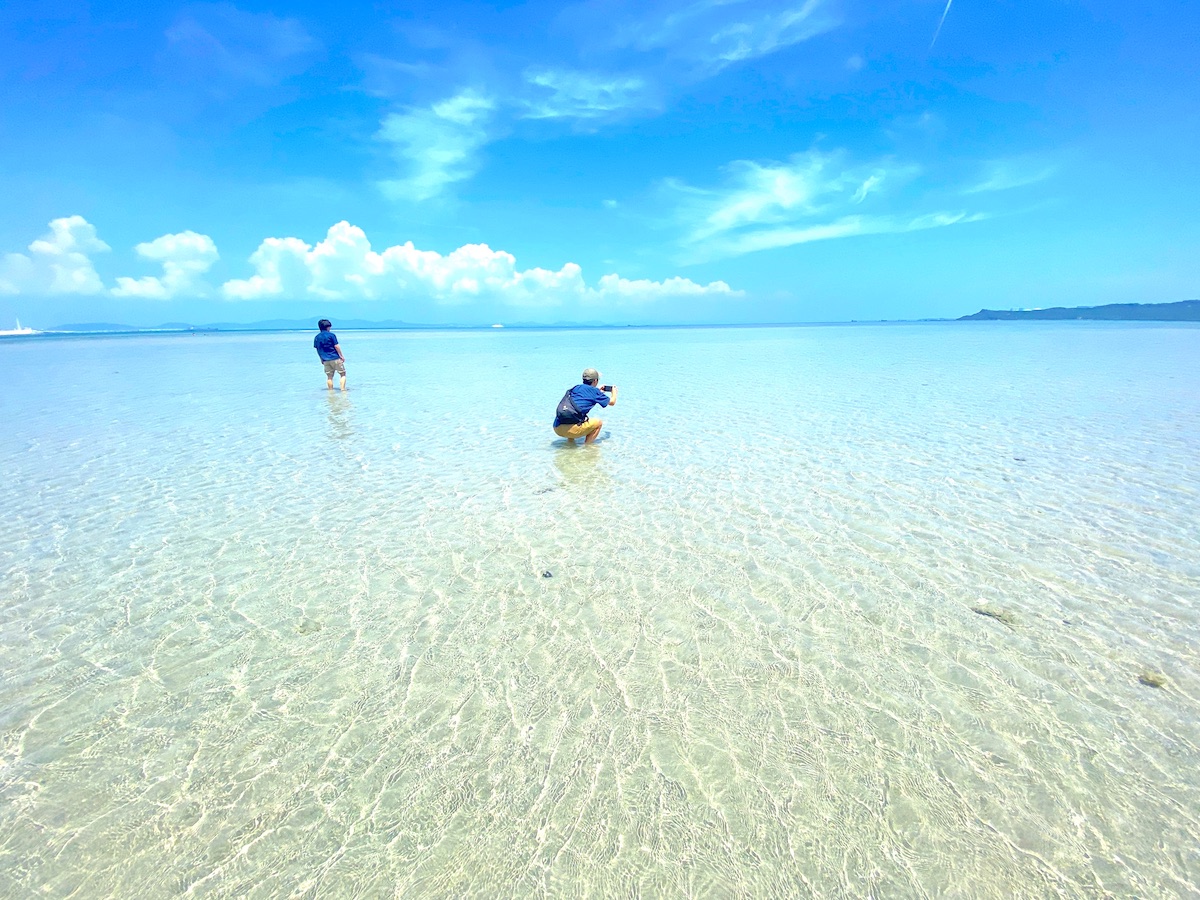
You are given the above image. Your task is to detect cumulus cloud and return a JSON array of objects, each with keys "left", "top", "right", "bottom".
[
  {"left": 0, "top": 216, "right": 110, "bottom": 296},
  {"left": 522, "top": 69, "right": 658, "bottom": 120},
  {"left": 669, "top": 149, "right": 981, "bottom": 261},
  {"left": 378, "top": 90, "right": 496, "bottom": 201},
  {"left": 590, "top": 273, "right": 738, "bottom": 302},
  {"left": 223, "top": 221, "right": 739, "bottom": 306},
  {"left": 111, "top": 231, "right": 219, "bottom": 299},
  {"left": 219, "top": 237, "right": 312, "bottom": 301}
]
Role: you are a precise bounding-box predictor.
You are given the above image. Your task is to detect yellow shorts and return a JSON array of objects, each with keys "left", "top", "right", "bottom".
[{"left": 554, "top": 419, "right": 601, "bottom": 440}]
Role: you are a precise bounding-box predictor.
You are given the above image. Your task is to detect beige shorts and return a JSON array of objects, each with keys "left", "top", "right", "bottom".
[
  {"left": 554, "top": 419, "right": 601, "bottom": 439},
  {"left": 322, "top": 358, "right": 346, "bottom": 377}
]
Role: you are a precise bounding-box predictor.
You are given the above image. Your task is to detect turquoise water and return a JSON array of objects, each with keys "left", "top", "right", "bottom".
[{"left": 2, "top": 323, "right": 1199, "bottom": 898}]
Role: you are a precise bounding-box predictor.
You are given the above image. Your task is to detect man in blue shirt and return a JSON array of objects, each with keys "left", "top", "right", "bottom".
[
  {"left": 553, "top": 367, "right": 617, "bottom": 444},
  {"left": 313, "top": 319, "right": 346, "bottom": 391}
]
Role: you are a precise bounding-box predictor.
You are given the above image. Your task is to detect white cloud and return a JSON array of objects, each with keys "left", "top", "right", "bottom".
[
  {"left": 222, "top": 220, "right": 739, "bottom": 307},
  {"left": 964, "top": 159, "right": 1057, "bottom": 194},
  {"left": 704, "top": 0, "right": 837, "bottom": 66},
  {"left": 598, "top": 0, "right": 839, "bottom": 71},
  {"left": 0, "top": 216, "right": 109, "bottom": 296},
  {"left": 590, "top": 273, "right": 738, "bottom": 303},
  {"left": 221, "top": 236, "right": 314, "bottom": 300},
  {"left": 670, "top": 149, "right": 980, "bottom": 261},
  {"left": 112, "top": 231, "right": 219, "bottom": 299},
  {"left": 522, "top": 69, "right": 657, "bottom": 120},
  {"left": 680, "top": 151, "right": 880, "bottom": 243},
  {"left": 851, "top": 173, "right": 884, "bottom": 204},
  {"left": 377, "top": 90, "right": 496, "bottom": 201},
  {"left": 706, "top": 211, "right": 986, "bottom": 258}
]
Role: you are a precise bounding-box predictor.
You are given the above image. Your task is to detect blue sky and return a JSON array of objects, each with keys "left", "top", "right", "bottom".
[{"left": 1, "top": 0, "right": 1197, "bottom": 326}]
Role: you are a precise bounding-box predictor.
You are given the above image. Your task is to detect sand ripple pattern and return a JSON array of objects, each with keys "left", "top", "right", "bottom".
[{"left": 2, "top": 324, "right": 1200, "bottom": 898}]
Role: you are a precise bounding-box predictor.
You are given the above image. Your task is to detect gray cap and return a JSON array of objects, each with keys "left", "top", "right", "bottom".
[{"left": 582, "top": 368, "right": 599, "bottom": 384}]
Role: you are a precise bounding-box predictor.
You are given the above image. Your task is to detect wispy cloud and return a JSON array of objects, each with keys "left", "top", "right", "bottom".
[
  {"left": 669, "top": 150, "right": 981, "bottom": 261},
  {"left": 576, "top": 0, "right": 840, "bottom": 72},
  {"left": 223, "top": 221, "right": 740, "bottom": 306},
  {"left": 372, "top": 69, "right": 657, "bottom": 199},
  {"left": 112, "top": 231, "right": 219, "bottom": 299},
  {"left": 377, "top": 90, "right": 497, "bottom": 202},
  {"left": 678, "top": 151, "right": 893, "bottom": 243},
  {"left": 359, "top": 1, "right": 842, "bottom": 196},
  {"left": 521, "top": 68, "right": 658, "bottom": 120},
  {"left": 703, "top": 211, "right": 985, "bottom": 258},
  {"left": 964, "top": 159, "right": 1057, "bottom": 194},
  {"left": 700, "top": 0, "right": 839, "bottom": 68},
  {"left": 0, "top": 216, "right": 109, "bottom": 296},
  {"left": 164, "top": 3, "right": 320, "bottom": 87}
]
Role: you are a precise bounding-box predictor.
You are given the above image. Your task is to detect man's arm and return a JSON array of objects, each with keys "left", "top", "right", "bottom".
[{"left": 335, "top": 343, "right": 345, "bottom": 361}]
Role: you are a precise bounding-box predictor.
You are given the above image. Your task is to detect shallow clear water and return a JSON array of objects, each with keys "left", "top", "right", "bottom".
[{"left": 2, "top": 323, "right": 1199, "bottom": 898}]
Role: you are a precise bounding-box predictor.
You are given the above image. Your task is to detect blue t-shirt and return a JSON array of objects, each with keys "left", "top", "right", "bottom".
[
  {"left": 314, "top": 331, "right": 340, "bottom": 361},
  {"left": 554, "top": 384, "right": 609, "bottom": 426}
]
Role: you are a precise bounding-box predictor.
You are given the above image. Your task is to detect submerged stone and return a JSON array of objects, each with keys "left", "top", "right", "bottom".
[
  {"left": 1138, "top": 670, "right": 1167, "bottom": 689},
  {"left": 971, "top": 606, "right": 1017, "bottom": 627}
]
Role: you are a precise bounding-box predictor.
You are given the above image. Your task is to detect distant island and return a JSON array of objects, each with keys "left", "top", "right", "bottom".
[
  {"left": 960, "top": 299, "right": 1200, "bottom": 321},
  {"left": 20, "top": 300, "right": 1199, "bottom": 335}
]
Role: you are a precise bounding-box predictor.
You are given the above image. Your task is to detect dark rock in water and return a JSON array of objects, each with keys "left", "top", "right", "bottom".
[
  {"left": 972, "top": 606, "right": 1017, "bottom": 627},
  {"left": 1138, "top": 670, "right": 1167, "bottom": 689},
  {"left": 542, "top": 570, "right": 553, "bottom": 578},
  {"left": 1012, "top": 457, "right": 1026, "bottom": 462}
]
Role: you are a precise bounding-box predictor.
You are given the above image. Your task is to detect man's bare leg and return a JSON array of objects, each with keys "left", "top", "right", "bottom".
[
  {"left": 339, "top": 373, "right": 347, "bottom": 392},
  {"left": 327, "top": 375, "right": 334, "bottom": 390},
  {"left": 584, "top": 419, "right": 603, "bottom": 444}
]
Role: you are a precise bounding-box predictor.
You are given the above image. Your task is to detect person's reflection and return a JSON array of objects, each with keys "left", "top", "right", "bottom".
[
  {"left": 552, "top": 440, "right": 611, "bottom": 491},
  {"left": 326, "top": 391, "right": 353, "bottom": 441}
]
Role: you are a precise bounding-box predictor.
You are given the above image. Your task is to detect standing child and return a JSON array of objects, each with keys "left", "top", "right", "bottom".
[{"left": 314, "top": 319, "right": 346, "bottom": 391}]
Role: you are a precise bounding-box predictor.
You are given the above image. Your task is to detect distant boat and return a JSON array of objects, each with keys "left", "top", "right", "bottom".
[
  {"left": 491, "top": 323, "right": 504, "bottom": 328},
  {"left": 0, "top": 319, "right": 38, "bottom": 337}
]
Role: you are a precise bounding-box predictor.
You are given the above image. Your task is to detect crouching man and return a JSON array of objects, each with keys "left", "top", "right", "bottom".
[{"left": 553, "top": 367, "right": 617, "bottom": 444}]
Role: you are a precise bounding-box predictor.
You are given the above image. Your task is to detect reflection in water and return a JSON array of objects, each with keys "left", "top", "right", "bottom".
[
  {"left": 325, "top": 392, "right": 353, "bottom": 441},
  {"left": 552, "top": 440, "right": 611, "bottom": 490}
]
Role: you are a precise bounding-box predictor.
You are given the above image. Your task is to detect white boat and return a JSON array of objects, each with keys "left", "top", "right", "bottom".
[
  {"left": 491, "top": 323, "right": 504, "bottom": 328},
  {"left": 0, "top": 319, "right": 38, "bottom": 337}
]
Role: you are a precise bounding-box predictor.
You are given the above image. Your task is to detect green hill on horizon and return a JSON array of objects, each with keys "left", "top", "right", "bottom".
[{"left": 961, "top": 299, "right": 1200, "bottom": 321}]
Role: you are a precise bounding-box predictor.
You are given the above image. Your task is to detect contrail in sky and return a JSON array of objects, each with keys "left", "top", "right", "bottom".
[{"left": 930, "top": 0, "right": 954, "bottom": 50}]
